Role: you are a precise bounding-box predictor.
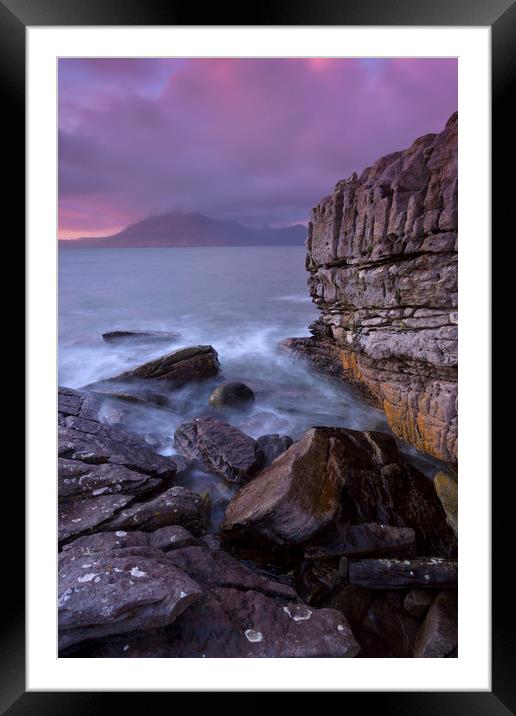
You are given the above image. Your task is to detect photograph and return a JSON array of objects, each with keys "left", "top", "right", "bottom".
[{"left": 57, "top": 56, "right": 459, "bottom": 659}]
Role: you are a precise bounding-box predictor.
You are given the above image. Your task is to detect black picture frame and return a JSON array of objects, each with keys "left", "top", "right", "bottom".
[{"left": 7, "top": 0, "right": 510, "bottom": 709}]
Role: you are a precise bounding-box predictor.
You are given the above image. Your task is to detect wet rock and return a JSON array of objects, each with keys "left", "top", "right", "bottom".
[
  {"left": 174, "top": 416, "right": 265, "bottom": 483},
  {"left": 256, "top": 434, "right": 294, "bottom": 466},
  {"left": 102, "top": 330, "right": 180, "bottom": 343},
  {"left": 304, "top": 522, "right": 416, "bottom": 560},
  {"left": 434, "top": 471, "right": 458, "bottom": 537},
  {"left": 403, "top": 589, "right": 434, "bottom": 618},
  {"left": 222, "top": 427, "right": 345, "bottom": 547},
  {"left": 62, "top": 526, "right": 197, "bottom": 556},
  {"left": 59, "top": 494, "right": 134, "bottom": 544},
  {"left": 100, "top": 486, "right": 210, "bottom": 536},
  {"left": 348, "top": 558, "right": 458, "bottom": 589},
  {"left": 165, "top": 545, "right": 297, "bottom": 600},
  {"left": 296, "top": 560, "right": 344, "bottom": 605},
  {"left": 322, "top": 584, "right": 372, "bottom": 632},
  {"left": 58, "top": 459, "right": 161, "bottom": 499},
  {"left": 413, "top": 590, "right": 458, "bottom": 657},
  {"left": 223, "top": 426, "right": 455, "bottom": 556},
  {"left": 110, "top": 345, "right": 219, "bottom": 383},
  {"left": 208, "top": 381, "right": 255, "bottom": 408},
  {"left": 58, "top": 388, "right": 177, "bottom": 479},
  {"left": 149, "top": 525, "right": 196, "bottom": 551},
  {"left": 58, "top": 545, "right": 203, "bottom": 650},
  {"left": 358, "top": 595, "right": 420, "bottom": 657}
]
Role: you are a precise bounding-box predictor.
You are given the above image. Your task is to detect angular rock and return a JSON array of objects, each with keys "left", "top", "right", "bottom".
[
  {"left": 223, "top": 426, "right": 455, "bottom": 556},
  {"left": 208, "top": 381, "right": 255, "bottom": 408},
  {"left": 403, "top": 589, "right": 434, "bottom": 618},
  {"left": 109, "top": 345, "right": 219, "bottom": 383},
  {"left": 256, "top": 434, "right": 294, "bottom": 466},
  {"left": 59, "top": 494, "right": 134, "bottom": 543},
  {"left": 434, "top": 471, "right": 458, "bottom": 537},
  {"left": 174, "top": 416, "right": 264, "bottom": 483},
  {"left": 348, "top": 558, "right": 458, "bottom": 589},
  {"left": 285, "top": 113, "right": 458, "bottom": 463},
  {"left": 58, "top": 459, "right": 161, "bottom": 499},
  {"left": 357, "top": 595, "right": 420, "bottom": 657},
  {"left": 61, "top": 526, "right": 196, "bottom": 556},
  {"left": 221, "top": 427, "right": 345, "bottom": 547},
  {"left": 100, "top": 486, "right": 210, "bottom": 536},
  {"left": 413, "top": 590, "right": 458, "bottom": 657},
  {"left": 102, "top": 330, "right": 180, "bottom": 343},
  {"left": 303, "top": 522, "right": 416, "bottom": 560},
  {"left": 58, "top": 545, "right": 203, "bottom": 650}
]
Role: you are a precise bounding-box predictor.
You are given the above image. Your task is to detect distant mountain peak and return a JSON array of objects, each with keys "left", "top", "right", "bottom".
[{"left": 60, "top": 211, "right": 307, "bottom": 248}]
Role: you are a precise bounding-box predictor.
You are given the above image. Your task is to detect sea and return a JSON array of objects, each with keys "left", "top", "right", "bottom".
[{"left": 59, "top": 246, "right": 441, "bottom": 525}]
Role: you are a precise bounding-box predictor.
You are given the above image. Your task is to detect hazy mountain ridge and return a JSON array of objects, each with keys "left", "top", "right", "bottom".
[{"left": 59, "top": 212, "right": 308, "bottom": 247}]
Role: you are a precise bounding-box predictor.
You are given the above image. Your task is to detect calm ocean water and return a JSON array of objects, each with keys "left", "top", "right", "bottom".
[{"left": 59, "top": 246, "right": 440, "bottom": 518}]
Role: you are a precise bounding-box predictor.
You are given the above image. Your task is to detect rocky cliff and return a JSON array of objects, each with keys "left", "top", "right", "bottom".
[{"left": 285, "top": 113, "right": 458, "bottom": 464}]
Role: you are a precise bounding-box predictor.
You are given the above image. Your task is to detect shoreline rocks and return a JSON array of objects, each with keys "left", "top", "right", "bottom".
[
  {"left": 109, "top": 345, "right": 220, "bottom": 384},
  {"left": 102, "top": 330, "right": 180, "bottom": 343},
  {"left": 208, "top": 381, "right": 255, "bottom": 408},
  {"left": 174, "top": 416, "right": 265, "bottom": 483}
]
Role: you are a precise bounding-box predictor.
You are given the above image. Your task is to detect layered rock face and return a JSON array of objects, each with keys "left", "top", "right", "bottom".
[{"left": 286, "top": 113, "right": 458, "bottom": 464}]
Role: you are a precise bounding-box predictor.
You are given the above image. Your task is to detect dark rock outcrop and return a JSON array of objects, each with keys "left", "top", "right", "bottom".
[
  {"left": 403, "top": 589, "right": 434, "bottom": 618},
  {"left": 303, "top": 522, "right": 416, "bottom": 561},
  {"left": 357, "top": 595, "right": 420, "bottom": 658},
  {"left": 284, "top": 113, "right": 458, "bottom": 464},
  {"left": 208, "top": 381, "right": 255, "bottom": 408},
  {"left": 102, "top": 330, "right": 180, "bottom": 343},
  {"left": 348, "top": 557, "right": 458, "bottom": 589},
  {"left": 174, "top": 416, "right": 265, "bottom": 483},
  {"left": 434, "top": 471, "right": 458, "bottom": 537},
  {"left": 110, "top": 345, "right": 219, "bottom": 383},
  {"left": 223, "top": 426, "right": 456, "bottom": 556}
]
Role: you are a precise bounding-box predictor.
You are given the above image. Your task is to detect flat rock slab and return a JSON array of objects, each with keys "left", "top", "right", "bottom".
[
  {"left": 109, "top": 345, "right": 219, "bottom": 383},
  {"left": 413, "top": 590, "right": 458, "bottom": 657},
  {"left": 348, "top": 558, "right": 458, "bottom": 589},
  {"left": 174, "top": 416, "right": 265, "bottom": 483},
  {"left": 62, "top": 526, "right": 196, "bottom": 557},
  {"left": 304, "top": 522, "right": 416, "bottom": 560},
  {"left": 102, "top": 330, "right": 180, "bottom": 343},
  {"left": 100, "top": 486, "right": 210, "bottom": 536},
  {"left": 58, "top": 459, "right": 161, "bottom": 499},
  {"left": 59, "top": 494, "right": 134, "bottom": 543},
  {"left": 58, "top": 545, "right": 203, "bottom": 650},
  {"left": 222, "top": 427, "right": 345, "bottom": 547}
]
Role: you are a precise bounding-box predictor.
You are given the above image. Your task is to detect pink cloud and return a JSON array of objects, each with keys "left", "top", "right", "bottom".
[{"left": 58, "top": 58, "right": 457, "bottom": 238}]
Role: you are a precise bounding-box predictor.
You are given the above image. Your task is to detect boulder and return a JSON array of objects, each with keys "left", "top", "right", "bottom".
[
  {"left": 174, "top": 416, "right": 264, "bottom": 483},
  {"left": 109, "top": 345, "right": 219, "bottom": 383},
  {"left": 222, "top": 427, "right": 345, "bottom": 547},
  {"left": 58, "top": 545, "right": 203, "bottom": 650},
  {"left": 208, "top": 381, "right": 255, "bottom": 408},
  {"left": 322, "top": 584, "right": 372, "bottom": 632},
  {"left": 256, "top": 434, "right": 294, "bottom": 466},
  {"left": 434, "top": 471, "right": 458, "bottom": 537},
  {"left": 59, "top": 494, "right": 134, "bottom": 544},
  {"left": 58, "top": 459, "right": 161, "bottom": 499},
  {"left": 413, "top": 590, "right": 458, "bottom": 657},
  {"left": 100, "top": 486, "right": 210, "bottom": 536},
  {"left": 348, "top": 558, "right": 458, "bottom": 589}
]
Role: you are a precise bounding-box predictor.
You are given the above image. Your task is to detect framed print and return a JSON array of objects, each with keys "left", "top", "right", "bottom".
[{"left": 6, "top": 0, "right": 511, "bottom": 708}]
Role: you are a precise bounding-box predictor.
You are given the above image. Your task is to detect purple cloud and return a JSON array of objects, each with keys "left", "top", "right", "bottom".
[{"left": 58, "top": 58, "right": 457, "bottom": 238}]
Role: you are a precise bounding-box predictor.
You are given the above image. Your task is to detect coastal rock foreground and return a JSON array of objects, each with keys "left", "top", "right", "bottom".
[
  {"left": 284, "top": 113, "right": 458, "bottom": 464},
  {"left": 102, "top": 330, "right": 181, "bottom": 343},
  {"left": 222, "top": 427, "right": 456, "bottom": 556},
  {"left": 174, "top": 416, "right": 265, "bottom": 482},
  {"left": 59, "top": 534, "right": 359, "bottom": 658},
  {"left": 58, "top": 387, "right": 456, "bottom": 657},
  {"left": 110, "top": 345, "right": 220, "bottom": 383}
]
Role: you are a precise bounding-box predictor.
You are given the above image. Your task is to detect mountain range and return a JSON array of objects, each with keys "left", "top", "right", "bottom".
[{"left": 59, "top": 212, "right": 307, "bottom": 248}]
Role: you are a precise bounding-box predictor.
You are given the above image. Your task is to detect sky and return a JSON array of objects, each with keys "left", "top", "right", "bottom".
[{"left": 58, "top": 58, "right": 457, "bottom": 240}]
